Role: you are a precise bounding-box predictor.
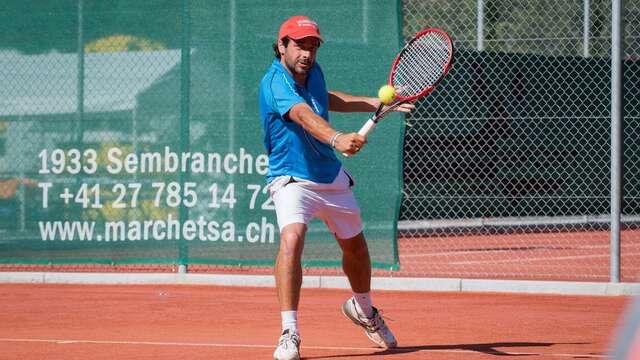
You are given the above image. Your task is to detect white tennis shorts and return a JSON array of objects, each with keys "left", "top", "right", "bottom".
[{"left": 267, "top": 168, "right": 363, "bottom": 239}]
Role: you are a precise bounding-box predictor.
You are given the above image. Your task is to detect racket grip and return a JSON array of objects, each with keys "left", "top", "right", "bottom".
[
  {"left": 357, "top": 119, "right": 377, "bottom": 136},
  {"left": 341, "top": 119, "right": 377, "bottom": 157}
]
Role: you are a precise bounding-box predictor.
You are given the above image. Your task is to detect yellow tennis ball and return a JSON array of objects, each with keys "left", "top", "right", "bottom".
[{"left": 378, "top": 85, "right": 396, "bottom": 105}]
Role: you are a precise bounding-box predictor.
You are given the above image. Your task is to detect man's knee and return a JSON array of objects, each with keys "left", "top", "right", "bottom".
[
  {"left": 279, "top": 224, "right": 306, "bottom": 259},
  {"left": 340, "top": 232, "right": 369, "bottom": 257}
]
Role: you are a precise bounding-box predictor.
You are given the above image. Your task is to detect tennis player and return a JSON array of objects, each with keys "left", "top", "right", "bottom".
[{"left": 259, "top": 15, "right": 414, "bottom": 360}]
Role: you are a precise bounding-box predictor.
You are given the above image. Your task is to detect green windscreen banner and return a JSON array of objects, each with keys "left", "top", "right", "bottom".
[{"left": 0, "top": 0, "right": 403, "bottom": 269}]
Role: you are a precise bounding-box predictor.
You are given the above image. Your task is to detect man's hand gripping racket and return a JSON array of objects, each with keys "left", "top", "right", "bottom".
[{"left": 344, "top": 28, "right": 454, "bottom": 156}]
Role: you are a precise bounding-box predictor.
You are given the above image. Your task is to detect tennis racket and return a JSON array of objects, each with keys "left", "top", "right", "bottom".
[{"left": 358, "top": 28, "right": 454, "bottom": 137}]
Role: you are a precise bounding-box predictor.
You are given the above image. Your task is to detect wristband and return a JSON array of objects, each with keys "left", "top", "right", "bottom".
[{"left": 329, "top": 132, "right": 342, "bottom": 148}]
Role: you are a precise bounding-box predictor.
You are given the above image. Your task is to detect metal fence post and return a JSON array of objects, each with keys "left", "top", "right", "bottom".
[
  {"left": 76, "top": 0, "right": 84, "bottom": 144},
  {"left": 178, "top": 0, "right": 191, "bottom": 274},
  {"left": 610, "top": 0, "right": 623, "bottom": 283},
  {"left": 583, "top": 0, "right": 590, "bottom": 57},
  {"left": 477, "top": 0, "right": 485, "bottom": 51}
]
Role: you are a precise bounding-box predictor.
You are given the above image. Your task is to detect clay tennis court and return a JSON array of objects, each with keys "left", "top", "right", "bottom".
[{"left": 0, "top": 283, "right": 630, "bottom": 359}]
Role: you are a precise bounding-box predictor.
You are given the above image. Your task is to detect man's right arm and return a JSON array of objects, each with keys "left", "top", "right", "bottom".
[{"left": 287, "top": 103, "right": 365, "bottom": 156}]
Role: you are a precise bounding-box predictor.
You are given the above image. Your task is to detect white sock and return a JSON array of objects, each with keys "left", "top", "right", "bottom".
[
  {"left": 352, "top": 291, "right": 374, "bottom": 318},
  {"left": 281, "top": 310, "right": 298, "bottom": 333}
]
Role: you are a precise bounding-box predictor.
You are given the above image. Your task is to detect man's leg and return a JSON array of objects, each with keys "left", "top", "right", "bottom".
[
  {"left": 336, "top": 231, "right": 374, "bottom": 317},
  {"left": 336, "top": 232, "right": 397, "bottom": 349},
  {"left": 273, "top": 223, "right": 306, "bottom": 360},
  {"left": 335, "top": 231, "right": 371, "bottom": 294},
  {"left": 275, "top": 223, "right": 307, "bottom": 312}
]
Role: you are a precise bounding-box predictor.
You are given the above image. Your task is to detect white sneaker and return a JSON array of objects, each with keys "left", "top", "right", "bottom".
[
  {"left": 273, "top": 329, "right": 301, "bottom": 360},
  {"left": 341, "top": 297, "right": 397, "bottom": 348}
]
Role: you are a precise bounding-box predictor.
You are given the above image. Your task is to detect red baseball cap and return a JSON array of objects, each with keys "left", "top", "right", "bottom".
[{"left": 278, "top": 15, "right": 324, "bottom": 42}]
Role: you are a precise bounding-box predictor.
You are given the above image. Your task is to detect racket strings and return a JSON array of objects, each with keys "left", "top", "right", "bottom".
[{"left": 393, "top": 32, "right": 450, "bottom": 98}]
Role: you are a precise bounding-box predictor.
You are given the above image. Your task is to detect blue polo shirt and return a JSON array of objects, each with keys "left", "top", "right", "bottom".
[{"left": 259, "top": 59, "right": 341, "bottom": 184}]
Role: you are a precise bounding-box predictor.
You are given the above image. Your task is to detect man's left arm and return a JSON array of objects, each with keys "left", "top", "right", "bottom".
[
  {"left": 328, "top": 90, "right": 378, "bottom": 112},
  {"left": 328, "top": 90, "right": 415, "bottom": 113}
]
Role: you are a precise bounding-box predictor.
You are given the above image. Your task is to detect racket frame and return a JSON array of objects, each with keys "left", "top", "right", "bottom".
[
  {"left": 389, "top": 28, "right": 454, "bottom": 103},
  {"left": 356, "top": 28, "right": 454, "bottom": 138}
]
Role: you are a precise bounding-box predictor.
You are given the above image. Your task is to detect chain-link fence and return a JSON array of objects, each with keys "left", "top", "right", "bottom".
[{"left": 399, "top": 0, "right": 640, "bottom": 281}]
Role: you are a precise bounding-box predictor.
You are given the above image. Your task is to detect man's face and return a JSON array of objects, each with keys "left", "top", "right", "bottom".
[{"left": 279, "top": 37, "right": 321, "bottom": 81}]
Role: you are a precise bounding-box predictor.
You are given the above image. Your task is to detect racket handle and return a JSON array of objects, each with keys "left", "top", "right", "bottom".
[
  {"left": 357, "top": 119, "right": 377, "bottom": 137},
  {"left": 341, "top": 119, "right": 377, "bottom": 157}
]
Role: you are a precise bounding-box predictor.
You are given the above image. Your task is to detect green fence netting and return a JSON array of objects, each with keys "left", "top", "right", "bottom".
[{"left": 0, "top": 0, "right": 404, "bottom": 269}]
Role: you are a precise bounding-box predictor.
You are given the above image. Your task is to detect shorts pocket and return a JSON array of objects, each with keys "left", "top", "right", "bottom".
[{"left": 343, "top": 169, "right": 355, "bottom": 188}]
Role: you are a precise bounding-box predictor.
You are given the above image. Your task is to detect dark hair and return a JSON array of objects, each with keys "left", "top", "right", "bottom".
[{"left": 272, "top": 37, "right": 290, "bottom": 59}]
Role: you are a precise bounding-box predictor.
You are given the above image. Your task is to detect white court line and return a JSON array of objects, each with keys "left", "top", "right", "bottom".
[
  {"left": 403, "top": 243, "right": 640, "bottom": 259},
  {"left": 449, "top": 252, "right": 640, "bottom": 265},
  {"left": 0, "top": 337, "right": 607, "bottom": 358}
]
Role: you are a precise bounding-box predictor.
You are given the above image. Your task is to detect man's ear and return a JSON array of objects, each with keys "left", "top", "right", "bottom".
[{"left": 277, "top": 40, "right": 286, "bottom": 57}]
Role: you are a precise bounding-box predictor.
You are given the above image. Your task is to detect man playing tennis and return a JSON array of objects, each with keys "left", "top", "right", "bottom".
[{"left": 259, "top": 15, "right": 414, "bottom": 360}]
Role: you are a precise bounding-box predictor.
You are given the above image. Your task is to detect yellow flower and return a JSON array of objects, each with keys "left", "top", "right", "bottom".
[{"left": 84, "top": 35, "right": 166, "bottom": 53}]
